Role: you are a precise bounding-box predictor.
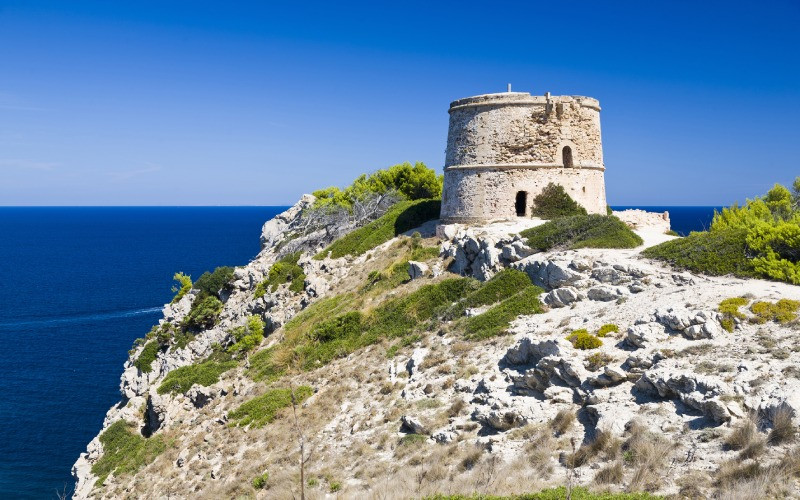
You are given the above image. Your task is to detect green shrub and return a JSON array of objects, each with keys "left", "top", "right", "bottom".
[
  {"left": 157, "top": 359, "right": 236, "bottom": 395},
  {"left": 445, "top": 269, "right": 533, "bottom": 320},
  {"left": 363, "top": 261, "right": 411, "bottom": 292},
  {"left": 463, "top": 286, "right": 545, "bottom": 340},
  {"left": 665, "top": 229, "right": 680, "bottom": 236},
  {"left": 530, "top": 183, "right": 588, "bottom": 219},
  {"left": 642, "top": 228, "right": 755, "bottom": 278},
  {"left": 312, "top": 162, "right": 442, "bottom": 211},
  {"left": 228, "top": 315, "right": 266, "bottom": 354},
  {"left": 645, "top": 180, "right": 800, "bottom": 284},
  {"left": 386, "top": 333, "right": 422, "bottom": 358},
  {"left": 521, "top": 214, "right": 642, "bottom": 251},
  {"left": 134, "top": 341, "right": 160, "bottom": 373},
  {"left": 194, "top": 266, "right": 234, "bottom": 298},
  {"left": 247, "top": 295, "right": 356, "bottom": 382},
  {"left": 183, "top": 295, "right": 223, "bottom": 330},
  {"left": 596, "top": 324, "right": 619, "bottom": 337},
  {"left": 399, "top": 433, "right": 428, "bottom": 446},
  {"left": 296, "top": 312, "right": 366, "bottom": 370},
  {"left": 297, "top": 278, "right": 475, "bottom": 370},
  {"left": 170, "top": 272, "right": 192, "bottom": 304},
  {"left": 91, "top": 420, "right": 166, "bottom": 486},
  {"left": 315, "top": 199, "right": 441, "bottom": 259},
  {"left": 566, "top": 329, "right": 603, "bottom": 350},
  {"left": 228, "top": 386, "right": 313, "bottom": 428},
  {"left": 329, "top": 481, "right": 342, "bottom": 493},
  {"left": 749, "top": 299, "right": 800, "bottom": 325},
  {"left": 369, "top": 278, "right": 477, "bottom": 338},
  {"left": 252, "top": 472, "right": 269, "bottom": 489},
  {"left": 585, "top": 352, "right": 615, "bottom": 371},
  {"left": 718, "top": 297, "right": 748, "bottom": 332},
  {"left": 263, "top": 252, "right": 305, "bottom": 293}
]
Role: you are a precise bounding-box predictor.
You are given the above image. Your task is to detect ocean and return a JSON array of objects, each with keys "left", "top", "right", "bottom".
[{"left": 0, "top": 205, "right": 717, "bottom": 498}]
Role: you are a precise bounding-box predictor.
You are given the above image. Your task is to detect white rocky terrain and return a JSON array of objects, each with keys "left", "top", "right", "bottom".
[{"left": 73, "top": 200, "right": 800, "bottom": 499}]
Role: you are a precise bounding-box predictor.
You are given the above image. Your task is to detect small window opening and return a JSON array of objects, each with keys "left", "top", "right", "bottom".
[
  {"left": 562, "top": 146, "right": 574, "bottom": 168},
  {"left": 515, "top": 191, "right": 527, "bottom": 217}
]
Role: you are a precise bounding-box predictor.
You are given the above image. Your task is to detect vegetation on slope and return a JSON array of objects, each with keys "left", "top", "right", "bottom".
[
  {"left": 255, "top": 252, "right": 305, "bottom": 296},
  {"left": 315, "top": 199, "right": 441, "bottom": 259},
  {"left": 444, "top": 269, "right": 534, "bottom": 320},
  {"left": 530, "top": 183, "right": 588, "bottom": 219},
  {"left": 644, "top": 179, "right": 800, "bottom": 284},
  {"left": 312, "top": 161, "right": 443, "bottom": 211},
  {"left": 248, "top": 266, "right": 545, "bottom": 381},
  {"left": 91, "top": 420, "right": 166, "bottom": 486},
  {"left": 228, "top": 385, "right": 313, "bottom": 427},
  {"left": 521, "top": 214, "right": 643, "bottom": 251},
  {"left": 157, "top": 358, "right": 236, "bottom": 395},
  {"left": 133, "top": 340, "right": 160, "bottom": 373},
  {"left": 425, "top": 487, "right": 661, "bottom": 500},
  {"left": 170, "top": 272, "right": 192, "bottom": 304},
  {"left": 641, "top": 227, "right": 755, "bottom": 277},
  {"left": 463, "top": 285, "right": 545, "bottom": 340}
]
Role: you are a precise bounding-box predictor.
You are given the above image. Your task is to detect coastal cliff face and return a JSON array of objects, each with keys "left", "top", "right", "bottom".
[{"left": 73, "top": 199, "right": 800, "bottom": 499}]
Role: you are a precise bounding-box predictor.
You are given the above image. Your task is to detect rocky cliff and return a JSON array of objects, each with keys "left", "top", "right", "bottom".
[{"left": 73, "top": 199, "right": 800, "bottom": 499}]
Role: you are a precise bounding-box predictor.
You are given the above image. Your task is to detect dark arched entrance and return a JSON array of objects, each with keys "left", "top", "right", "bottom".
[
  {"left": 515, "top": 191, "right": 527, "bottom": 216},
  {"left": 562, "top": 146, "right": 574, "bottom": 168}
]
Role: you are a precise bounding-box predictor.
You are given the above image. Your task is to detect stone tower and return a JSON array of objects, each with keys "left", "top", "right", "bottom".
[{"left": 440, "top": 91, "right": 607, "bottom": 224}]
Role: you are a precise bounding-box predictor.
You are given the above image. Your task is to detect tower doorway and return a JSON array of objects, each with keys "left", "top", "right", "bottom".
[
  {"left": 515, "top": 191, "right": 527, "bottom": 217},
  {"left": 562, "top": 146, "right": 573, "bottom": 168}
]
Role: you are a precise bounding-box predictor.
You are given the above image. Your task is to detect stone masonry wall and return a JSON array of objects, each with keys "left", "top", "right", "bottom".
[{"left": 441, "top": 92, "right": 607, "bottom": 222}]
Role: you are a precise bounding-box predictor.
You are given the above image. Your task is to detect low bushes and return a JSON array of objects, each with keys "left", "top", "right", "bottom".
[
  {"left": 566, "top": 329, "right": 603, "bottom": 349},
  {"left": 157, "top": 358, "right": 236, "bottom": 395},
  {"left": 641, "top": 228, "right": 755, "bottom": 278},
  {"left": 644, "top": 180, "right": 800, "bottom": 284},
  {"left": 530, "top": 183, "right": 588, "bottom": 219},
  {"left": 251, "top": 472, "right": 269, "bottom": 489},
  {"left": 227, "top": 315, "right": 265, "bottom": 355},
  {"left": 194, "top": 266, "right": 234, "bottom": 298},
  {"left": 228, "top": 386, "right": 313, "bottom": 428},
  {"left": 170, "top": 272, "right": 192, "bottom": 304},
  {"left": 133, "top": 341, "right": 160, "bottom": 373},
  {"left": 312, "top": 162, "right": 442, "bottom": 211},
  {"left": 597, "top": 324, "right": 619, "bottom": 337},
  {"left": 91, "top": 420, "right": 166, "bottom": 486},
  {"left": 521, "top": 215, "right": 643, "bottom": 251},
  {"left": 182, "top": 295, "right": 223, "bottom": 330},
  {"left": 444, "top": 269, "right": 533, "bottom": 320},
  {"left": 315, "top": 199, "right": 441, "bottom": 259},
  {"left": 717, "top": 297, "right": 799, "bottom": 331},
  {"left": 256, "top": 252, "right": 305, "bottom": 295},
  {"left": 463, "top": 286, "right": 545, "bottom": 340}
]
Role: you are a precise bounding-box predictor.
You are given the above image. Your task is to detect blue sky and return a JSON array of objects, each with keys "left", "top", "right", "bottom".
[{"left": 1, "top": 0, "right": 798, "bottom": 206}]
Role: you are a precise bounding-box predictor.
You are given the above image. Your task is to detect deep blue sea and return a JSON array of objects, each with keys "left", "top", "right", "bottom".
[
  {"left": 0, "top": 207, "right": 287, "bottom": 499},
  {"left": 0, "top": 205, "right": 717, "bottom": 498}
]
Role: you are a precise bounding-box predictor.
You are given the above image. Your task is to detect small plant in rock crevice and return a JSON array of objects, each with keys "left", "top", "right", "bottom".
[{"left": 566, "top": 329, "right": 603, "bottom": 350}]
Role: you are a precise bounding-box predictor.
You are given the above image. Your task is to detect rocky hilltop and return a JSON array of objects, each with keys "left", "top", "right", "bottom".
[{"left": 73, "top": 197, "right": 800, "bottom": 499}]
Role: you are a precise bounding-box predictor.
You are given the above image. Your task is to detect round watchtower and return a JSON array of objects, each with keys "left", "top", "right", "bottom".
[{"left": 440, "top": 91, "right": 607, "bottom": 223}]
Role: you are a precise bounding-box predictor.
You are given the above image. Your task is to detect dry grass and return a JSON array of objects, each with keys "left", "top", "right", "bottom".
[
  {"left": 725, "top": 414, "right": 759, "bottom": 451},
  {"left": 563, "top": 430, "right": 613, "bottom": 468},
  {"left": 768, "top": 406, "right": 797, "bottom": 445},
  {"left": 458, "top": 445, "right": 484, "bottom": 471},
  {"left": 623, "top": 421, "right": 676, "bottom": 492},
  {"left": 550, "top": 409, "right": 576, "bottom": 436},
  {"left": 594, "top": 461, "right": 623, "bottom": 484},
  {"left": 446, "top": 398, "right": 467, "bottom": 418}
]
